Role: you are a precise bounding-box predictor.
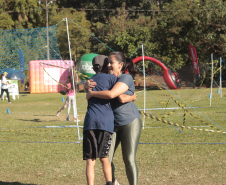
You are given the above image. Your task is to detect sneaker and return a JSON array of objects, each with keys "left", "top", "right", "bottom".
[
  {"left": 106, "top": 180, "right": 119, "bottom": 185},
  {"left": 66, "top": 118, "right": 70, "bottom": 121},
  {"left": 8, "top": 102, "right": 13, "bottom": 103},
  {"left": 57, "top": 111, "right": 60, "bottom": 116}
]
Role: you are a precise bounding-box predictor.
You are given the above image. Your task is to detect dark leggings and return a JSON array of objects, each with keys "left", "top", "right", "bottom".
[
  {"left": 0, "top": 89, "right": 11, "bottom": 102},
  {"left": 108, "top": 118, "right": 142, "bottom": 185}
]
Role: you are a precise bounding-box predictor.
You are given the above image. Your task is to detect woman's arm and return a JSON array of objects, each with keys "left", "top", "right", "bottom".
[
  {"left": 87, "top": 82, "right": 129, "bottom": 100},
  {"left": 118, "top": 93, "right": 137, "bottom": 103},
  {"left": 1, "top": 78, "right": 8, "bottom": 85},
  {"left": 2, "top": 81, "right": 8, "bottom": 85}
]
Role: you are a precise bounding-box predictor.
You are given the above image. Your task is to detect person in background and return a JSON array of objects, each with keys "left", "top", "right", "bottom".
[
  {"left": 57, "top": 75, "right": 78, "bottom": 122},
  {"left": 0, "top": 72, "right": 12, "bottom": 103}
]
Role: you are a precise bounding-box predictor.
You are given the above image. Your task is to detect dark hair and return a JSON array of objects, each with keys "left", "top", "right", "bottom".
[
  {"left": 109, "top": 51, "right": 137, "bottom": 76},
  {"left": 93, "top": 64, "right": 102, "bottom": 73},
  {"left": 67, "top": 76, "right": 72, "bottom": 83}
]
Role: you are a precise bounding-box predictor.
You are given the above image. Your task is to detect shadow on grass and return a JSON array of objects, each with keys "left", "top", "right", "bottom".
[
  {"left": 0, "top": 182, "right": 36, "bottom": 185},
  {"left": 135, "top": 85, "right": 162, "bottom": 91},
  {"left": 19, "top": 92, "right": 30, "bottom": 94},
  {"left": 18, "top": 119, "right": 42, "bottom": 122}
]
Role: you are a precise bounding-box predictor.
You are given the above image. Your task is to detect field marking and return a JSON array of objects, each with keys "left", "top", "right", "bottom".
[
  {"left": 1, "top": 141, "right": 226, "bottom": 145},
  {"left": 138, "top": 105, "right": 226, "bottom": 111}
]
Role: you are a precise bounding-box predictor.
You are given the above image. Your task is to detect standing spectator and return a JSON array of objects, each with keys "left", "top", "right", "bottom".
[
  {"left": 0, "top": 72, "right": 12, "bottom": 103},
  {"left": 57, "top": 75, "right": 78, "bottom": 122}
]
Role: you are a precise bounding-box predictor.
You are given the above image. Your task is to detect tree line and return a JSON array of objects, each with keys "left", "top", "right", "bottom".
[{"left": 0, "top": 0, "right": 226, "bottom": 73}]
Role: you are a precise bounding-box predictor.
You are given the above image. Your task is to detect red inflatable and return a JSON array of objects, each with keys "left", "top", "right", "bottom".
[{"left": 132, "top": 56, "right": 181, "bottom": 89}]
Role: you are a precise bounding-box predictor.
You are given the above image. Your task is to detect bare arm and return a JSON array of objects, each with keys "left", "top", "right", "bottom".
[
  {"left": 86, "top": 82, "right": 129, "bottom": 100},
  {"left": 118, "top": 93, "right": 137, "bottom": 103},
  {"left": 2, "top": 81, "right": 8, "bottom": 85},
  {"left": 1, "top": 79, "right": 8, "bottom": 85}
]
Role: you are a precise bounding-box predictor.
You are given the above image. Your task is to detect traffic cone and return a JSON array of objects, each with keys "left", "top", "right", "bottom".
[
  {"left": 7, "top": 107, "right": 11, "bottom": 114},
  {"left": 62, "top": 97, "right": 65, "bottom": 102}
]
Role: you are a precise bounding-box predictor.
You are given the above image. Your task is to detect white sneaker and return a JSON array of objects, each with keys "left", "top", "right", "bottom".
[
  {"left": 57, "top": 111, "right": 60, "bottom": 116},
  {"left": 106, "top": 180, "right": 119, "bottom": 185}
]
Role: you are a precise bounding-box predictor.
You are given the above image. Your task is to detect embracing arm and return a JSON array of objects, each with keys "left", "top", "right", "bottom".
[
  {"left": 118, "top": 93, "right": 137, "bottom": 103},
  {"left": 88, "top": 82, "right": 129, "bottom": 100}
]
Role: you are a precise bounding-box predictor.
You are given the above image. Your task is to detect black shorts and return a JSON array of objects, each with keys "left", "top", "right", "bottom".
[{"left": 83, "top": 130, "right": 112, "bottom": 160}]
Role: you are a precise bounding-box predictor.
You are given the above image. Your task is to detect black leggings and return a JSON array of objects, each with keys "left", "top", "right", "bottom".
[
  {"left": 108, "top": 118, "right": 142, "bottom": 185},
  {"left": 0, "top": 89, "right": 11, "bottom": 102}
]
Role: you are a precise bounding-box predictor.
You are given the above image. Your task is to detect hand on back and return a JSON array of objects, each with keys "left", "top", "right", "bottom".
[{"left": 84, "top": 79, "right": 97, "bottom": 91}]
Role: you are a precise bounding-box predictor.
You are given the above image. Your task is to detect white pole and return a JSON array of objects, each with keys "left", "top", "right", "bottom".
[
  {"left": 210, "top": 53, "right": 213, "bottom": 106},
  {"left": 220, "top": 57, "right": 222, "bottom": 98},
  {"left": 142, "top": 44, "right": 145, "bottom": 129},
  {"left": 46, "top": 0, "right": 49, "bottom": 60},
  {"left": 66, "top": 18, "right": 80, "bottom": 140}
]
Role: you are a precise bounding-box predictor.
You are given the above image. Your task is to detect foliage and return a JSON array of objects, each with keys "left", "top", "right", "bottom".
[
  {"left": 50, "top": 9, "right": 91, "bottom": 62},
  {"left": 92, "top": 8, "right": 159, "bottom": 71},
  {"left": 0, "top": 12, "right": 14, "bottom": 30},
  {"left": 1, "top": 0, "right": 226, "bottom": 73},
  {"left": 151, "top": 0, "right": 226, "bottom": 70},
  {"left": 56, "top": 0, "right": 154, "bottom": 23},
  {"left": 193, "top": 0, "right": 226, "bottom": 59},
  {"left": 0, "top": 0, "right": 57, "bottom": 29}
]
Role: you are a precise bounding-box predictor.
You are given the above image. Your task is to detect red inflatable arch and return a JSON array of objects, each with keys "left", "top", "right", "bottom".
[{"left": 132, "top": 56, "right": 181, "bottom": 89}]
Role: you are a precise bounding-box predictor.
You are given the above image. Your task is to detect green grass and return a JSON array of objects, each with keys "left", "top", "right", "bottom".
[{"left": 0, "top": 88, "right": 226, "bottom": 184}]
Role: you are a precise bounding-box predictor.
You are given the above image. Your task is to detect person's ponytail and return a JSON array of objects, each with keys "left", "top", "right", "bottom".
[{"left": 122, "top": 57, "right": 137, "bottom": 77}]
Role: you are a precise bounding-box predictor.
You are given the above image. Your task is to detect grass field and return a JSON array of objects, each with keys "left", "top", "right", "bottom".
[{"left": 0, "top": 88, "right": 226, "bottom": 185}]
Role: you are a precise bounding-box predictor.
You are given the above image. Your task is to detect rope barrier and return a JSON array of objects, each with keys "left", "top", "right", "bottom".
[
  {"left": 171, "top": 98, "right": 223, "bottom": 131},
  {"left": 139, "top": 110, "right": 226, "bottom": 134},
  {"left": 182, "top": 106, "right": 186, "bottom": 131}
]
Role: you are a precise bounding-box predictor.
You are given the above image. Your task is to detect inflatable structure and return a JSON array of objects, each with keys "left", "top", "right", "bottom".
[
  {"left": 29, "top": 60, "right": 73, "bottom": 94},
  {"left": 76, "top": 53, "right": 98, "bottom": 80},
  {"left": 133, "top": 56, "right": 181, "bottom": 89}
]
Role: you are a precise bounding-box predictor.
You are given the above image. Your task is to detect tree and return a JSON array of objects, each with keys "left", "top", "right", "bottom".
[
  {"left": 50, "top": 9, "right": 92, "bottom": 63},
  {"left": 56, "top": 0, "right": 154, "bottom": 24},
  {"left": 151, "top": 0, "right": 226, "bottom": 70},
  {"left": 92, "top": 8, "right": 159, "bottom": 73},
  {"left": 0, "top": 0, "right": 58, "bottom": 29},
  {"left": 0, "top": 12, "right": 14, "bottom": 30}
]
